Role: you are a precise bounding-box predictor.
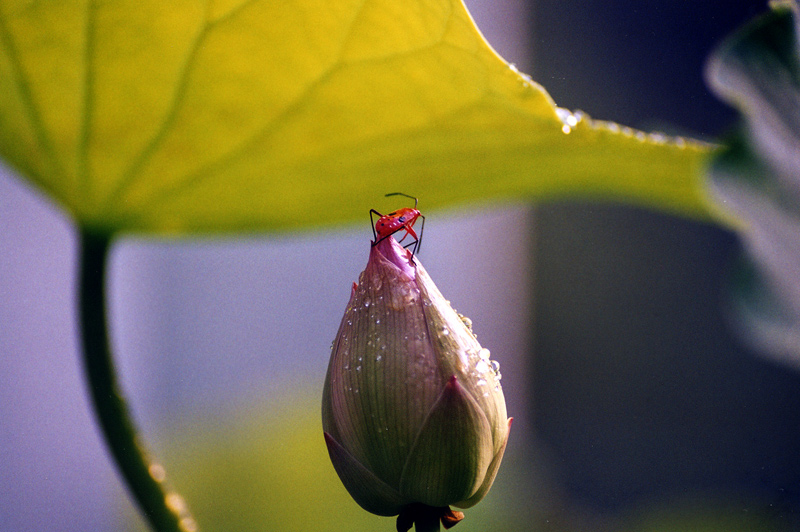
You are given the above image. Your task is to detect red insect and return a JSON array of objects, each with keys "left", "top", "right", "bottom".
[{"left": 370, "top": 192, "right": 426, "bottom": 256}]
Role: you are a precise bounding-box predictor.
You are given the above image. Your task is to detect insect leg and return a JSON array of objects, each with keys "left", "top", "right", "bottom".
[
  {"left": 415, "top": 214, "right": 425, "bottom": 254},
  {"left": 369, "top": 209, "right": 383, "bottom": 242}
]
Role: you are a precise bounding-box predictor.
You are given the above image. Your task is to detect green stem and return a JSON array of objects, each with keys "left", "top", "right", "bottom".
[
  {"left": 79, "top": 229, "right": 196, "bottom": 532},
  {"left": 413, "top": 508, "right": 441, "bottom": 532}
]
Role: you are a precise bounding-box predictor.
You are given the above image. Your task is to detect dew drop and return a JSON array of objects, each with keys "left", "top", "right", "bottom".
[
  {"left": 491, "top": 360, "right": 501, "bottom": 374},
  {"left": 148, "top": 463, "right": 166, "bottom": 483},
  {"left": 475, "top": 360, "right": 490, "bottom": 374},
  {"left": 356, "top": 365, "right": 362, "bottom": 371},
  {"left": 441, "top": 328, "right": 450, "bottom": 336},
  {"left": 479, "top": 348, "right": 491, "bottom": 360},
  {"left": 364, "top": 299, "right": 371, "bottom": 308},
  {"left": 164, "top": 493, "right": 188, "bottom": 514},
  {"left": 477, "top": 378, "right": 487, "bottom": 387},
  {"left": 180, "top": 517, "right": 198, "bottom": 532},
  {"left": 555, "top": 107, "right": 579, "bottom": 134},
  {"left": 376, "top": 355, "right": 382, "bottom": 362},
  {"left": 375, "top": 318, "right": 381, "bottom": 325}
]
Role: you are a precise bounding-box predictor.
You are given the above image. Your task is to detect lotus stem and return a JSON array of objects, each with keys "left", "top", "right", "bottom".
[{"left": 79, "top": 229, "right": 195, "bottom": 532}]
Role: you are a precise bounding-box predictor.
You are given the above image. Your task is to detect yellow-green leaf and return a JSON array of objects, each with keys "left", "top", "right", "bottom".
[{"left": 0, "top": 0, "right": 716, "bottom": 235}]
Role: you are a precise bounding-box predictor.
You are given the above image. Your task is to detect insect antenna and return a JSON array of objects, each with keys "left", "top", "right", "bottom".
[{"left": 384, "top": 192, "right": 418, "bottom": 209}]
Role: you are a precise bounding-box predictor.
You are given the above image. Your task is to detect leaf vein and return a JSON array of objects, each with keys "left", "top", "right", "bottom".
[
  {"left": 125, "top": 66, "right": 342, "bottom": 224},
  {"left": 119, "top": 0, "right": 371, "bottom": 222},
  {"left": 102, "top": 1, "right": 214, "bottom": 212},
  {"left": 0, "top": 5, "right": 67, "bottom": 187},
  {"left": 78, "top": 0, "right": 96, "bottom": 204}
]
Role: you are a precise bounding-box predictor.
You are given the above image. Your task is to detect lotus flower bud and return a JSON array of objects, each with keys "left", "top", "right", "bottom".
[{"left": 322, "top": 236, "right": 511, "bottom": 530}]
